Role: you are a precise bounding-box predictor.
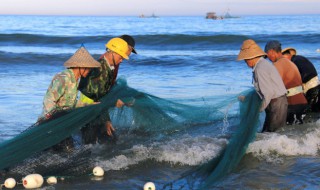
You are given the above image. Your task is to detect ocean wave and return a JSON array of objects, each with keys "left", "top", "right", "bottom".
[
  {"left": 1, "top": 33, "right": 319, "bottom": 48},
  {"left": 0, "top": 50, "right": 238, "bottom": 67},
  {"left": 95, "top": 135, "right": 227, "bottom": 171},
  {"left": 0, "top": 51, "right": 70, "bottom": 65},
  {"left": 0, "top": 33, "right": 107, "bottom": 46},
  {"left": 247, "top": 123, "right": 320, "bottom": 162}
]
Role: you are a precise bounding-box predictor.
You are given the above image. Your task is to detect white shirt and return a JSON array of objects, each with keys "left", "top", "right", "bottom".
[{"left": 252, "top": 57, "right": 287, "bottom": 110}]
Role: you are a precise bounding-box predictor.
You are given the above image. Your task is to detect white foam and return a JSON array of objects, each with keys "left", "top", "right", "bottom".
[
  {"left": 155, "top": 136, "right": 226, "bottom": 165},
  {"left": 96, "top": 135, "right": 227, "bottom": 171},
  {"left": 98, "top": 145, "right": 150, "bottom": 171},
  {"left": 247, "top": 128, "right": 320, "bottom": 161}
]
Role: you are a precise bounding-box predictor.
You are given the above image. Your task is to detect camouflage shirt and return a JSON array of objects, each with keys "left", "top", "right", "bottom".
[
  {"left": 79, "top": 57, "right": 115, "bottom": 102},
  {"left": 42, "top": 69, "right": 78, "bottom": 117}
]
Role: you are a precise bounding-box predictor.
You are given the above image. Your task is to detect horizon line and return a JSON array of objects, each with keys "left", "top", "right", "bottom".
[{"left": 0, "top": 13, "right": 319, "bottom": 17}]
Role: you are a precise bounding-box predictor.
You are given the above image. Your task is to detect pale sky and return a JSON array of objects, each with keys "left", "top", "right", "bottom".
[{"left": 1, "top": 0, "right": 319, "bottom": 16}]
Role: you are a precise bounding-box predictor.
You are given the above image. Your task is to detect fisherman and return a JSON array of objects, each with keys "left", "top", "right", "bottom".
[
  {"left": 282, "top": 47, "right": 320, "bottom": 112},
  {"left": 112, "top": 35, "right": 138, "bottom": 85},
  {"left": 39, "top": 45, "right": 101, "bottom": 151},
  {"left": 265, "top": 40, "right": 308, "bottom": 125},
  {"left": 78, "top": 36, "right": 137, "bottom": 144},
  {"left": 238, "top": 39, "right": 288, "bottom": 132}
]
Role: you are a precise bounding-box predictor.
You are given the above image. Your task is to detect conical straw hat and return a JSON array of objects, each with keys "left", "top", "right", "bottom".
[
  {"left": 64, "top": 46, "right": 101, "bottom": 68},
  {"left": 282, "top": 47, "right": 297, "bottom": 56},
  {"left": 237, "top": 39, "right": 266, "bottom": 60}
]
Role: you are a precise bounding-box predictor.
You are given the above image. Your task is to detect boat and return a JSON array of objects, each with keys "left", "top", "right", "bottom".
[
  {"left": 139, "top": 13, "right": 159, "bottom": 18},
  {"left": 223, "top": 9, "right": 240, "bottom": 19},
  {"left": 205, "top": 12, "right": 223, "bottom": 20},
  {"left": 206, "top": 9, "right": 239, "bottom": 20}
]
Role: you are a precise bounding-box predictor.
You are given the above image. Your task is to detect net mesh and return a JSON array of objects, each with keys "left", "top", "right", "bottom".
[
  {"left": 0, "top": 78, "right": 261, "bottom": 188},
  {"left": 162, "top": 89, "right": 262, "bottom": 189}
]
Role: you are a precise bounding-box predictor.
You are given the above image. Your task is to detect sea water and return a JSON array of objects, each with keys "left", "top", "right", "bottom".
[{"left": 0, "top": 15, "right": 320, "bottom": 189}]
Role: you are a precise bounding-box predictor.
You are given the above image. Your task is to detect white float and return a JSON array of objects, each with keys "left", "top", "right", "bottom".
[
  {"left": 4, "top": 178, "right": 16, "bottom": 189},
  {"left": 144, "top": 182, "right": 156, "bottom": 190},
  {"left": 93, "top": 166, "right": 104, "bottom": 177},
  {"left": 47, "top": 176, "right": 57, "bottom": 185},
  {"left": 22, "top": 174, "right": 44, "bottom": 189}
]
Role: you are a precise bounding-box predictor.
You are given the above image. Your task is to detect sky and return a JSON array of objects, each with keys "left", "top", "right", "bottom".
[{"left": 1, "top": 0, "right": 319, "bottom": 16}]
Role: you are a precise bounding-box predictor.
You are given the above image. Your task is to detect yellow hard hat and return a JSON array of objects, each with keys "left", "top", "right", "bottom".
[{"left": 105, "top": 37, "right": 129, "bottom": 60}]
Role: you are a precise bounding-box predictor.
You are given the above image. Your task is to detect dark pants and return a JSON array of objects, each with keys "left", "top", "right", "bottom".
[
  {"left": 262, "top": 95, "right": 288, "bottom": 132},
  {"left": 306, "top": 85, "right": 320, "bottom": 112},
  {"left": 50, "top": 137, "right": 74, "bottom": 152},
  {"left": 81, "top": 115, "right": 117, "bottom": 144}
]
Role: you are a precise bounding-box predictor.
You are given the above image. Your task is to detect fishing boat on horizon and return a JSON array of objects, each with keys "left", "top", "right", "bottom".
[
  {"left": 139, "top": 13, "right": 159, "bottom": 18},
  {"left": 223, "top": 9, "right": 240, "bottom": 19},
  {"left": 205, "top": 12, "right": 223, "bottom": 20}
]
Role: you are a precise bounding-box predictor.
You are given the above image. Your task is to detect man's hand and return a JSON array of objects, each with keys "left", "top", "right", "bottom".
[
  {"left": 105, "top": 121, "right": 115, "bottom": 136},
  {"left": 115, "top": 99, "right": 136, "bottom": 108},
  {"left": 238, "top": 95, "right": 246, "bottom": 102},
  {"left": 115, "top": 99, "right": 125, "bottom": 108},
  {"left": 45, "top": 113, "right": 52, "bottom": 120}
]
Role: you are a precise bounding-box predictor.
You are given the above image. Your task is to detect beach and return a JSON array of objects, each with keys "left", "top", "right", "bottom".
[{"left": 0, "top": 15, "right": 320, "bottom": 189}]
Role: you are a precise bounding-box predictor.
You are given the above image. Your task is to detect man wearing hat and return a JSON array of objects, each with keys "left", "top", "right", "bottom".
[
  {"left": 282, "top": 47, "right": 320, "bottom": 112},
  {"left": 78, "top": 36, "right": 137, "bottom": 144},
  {"left": 238, "top": 39, "right": 288, "bottom": 132},
  {"left": 39, "top": 46, "right": 100, "bottom": 151},
  {"left": 41, "top": 46, "right": 100, "bottom": 120},
  {"left": 112, "top": 34, "right": 138, "bottom": 85},
  {"left": 265, "top": 40, "right": 308, "bottom": 124}
]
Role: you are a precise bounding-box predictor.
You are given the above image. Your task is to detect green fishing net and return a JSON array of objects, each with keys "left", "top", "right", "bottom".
[
  {"left": 0, "top": 78, "right": 241, "bottom": 179},
  {"left": 0, "top": 77, "right": 262, "bottom": 189},
  {"left": 162, "top": 89, "right": 262, "bottom": 189}
]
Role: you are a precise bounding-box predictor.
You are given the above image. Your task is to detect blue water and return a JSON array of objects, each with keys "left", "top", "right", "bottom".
[{"left": 0, "top": 15, "right": 320, "bottom": 189}]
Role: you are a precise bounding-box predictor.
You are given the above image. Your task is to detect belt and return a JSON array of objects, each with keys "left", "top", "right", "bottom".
[
  {"left": 302, "top": 76, "right": 319, "bottom": 93},
  {"left": 287, "top": 85, "right": 303, "bottom": 97}
]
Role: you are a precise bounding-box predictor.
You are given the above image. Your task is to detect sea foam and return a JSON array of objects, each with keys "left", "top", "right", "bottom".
[
  {"left": 97, "top": 135, "right": 227, "bottom": 171},
  {"left": 247, "top": 127, "right": 320, "bottom": 161}
]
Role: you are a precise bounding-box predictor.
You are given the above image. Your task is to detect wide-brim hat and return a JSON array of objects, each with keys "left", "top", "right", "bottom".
[
  {"left": 237, "top": 39, "right": 266, "bottom": 60},
  {"left": 64, "top": 46, "right": 101, "bottom": 68},
  {"left": 119, "top": 34, "right": 137, "bottom": 54},
  {"left": 282, "top": 47, "right": 297, "bottom": 56}
]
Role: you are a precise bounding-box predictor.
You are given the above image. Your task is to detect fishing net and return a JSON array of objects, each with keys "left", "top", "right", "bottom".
[
  {"left": 0, "top": 78, "right": 240, "bottom": 179},
  {"left": 162, "top": 89, "right": 262, "bottom": 189}
]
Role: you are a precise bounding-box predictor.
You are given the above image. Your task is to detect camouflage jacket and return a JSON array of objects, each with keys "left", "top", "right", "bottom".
[
  {"left": 78, "top": 57, "right": 115, "bottom": 102},
  {"left": 41, "top": 69, "right": 78, "bottom": 117}
]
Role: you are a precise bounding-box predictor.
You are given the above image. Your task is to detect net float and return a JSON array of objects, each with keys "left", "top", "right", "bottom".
[
  {"left": 22, "top": 174, "right": 44, "bottom": 189},
  {"left": 144, "top": 182, "right": 156, "bottom": 190},
  {"left": 4, "top": 178, "right": 16, "bottom": 189},
  {"left": 93, "top": 166, "right": 104, "bottom": 177},
  {"left": 46, "top": 176, "right": 57, "bottom": 185}
]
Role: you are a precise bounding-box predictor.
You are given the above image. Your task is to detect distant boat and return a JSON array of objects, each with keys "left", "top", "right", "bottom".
[
  {"left": 223, "top": 9, "right": 240, "bottom": 19},
  {"left": 139, "top": 13, "right": 159, "bottom": 18},
  {"left": 205, "top": 12, "right": 223, "bottom": 20},
  {"left": 150, "top": 13, "right": 159, "bottom": 18},
  {"left": 206, "top": 9, "right": 239, "bottom": 20}
]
